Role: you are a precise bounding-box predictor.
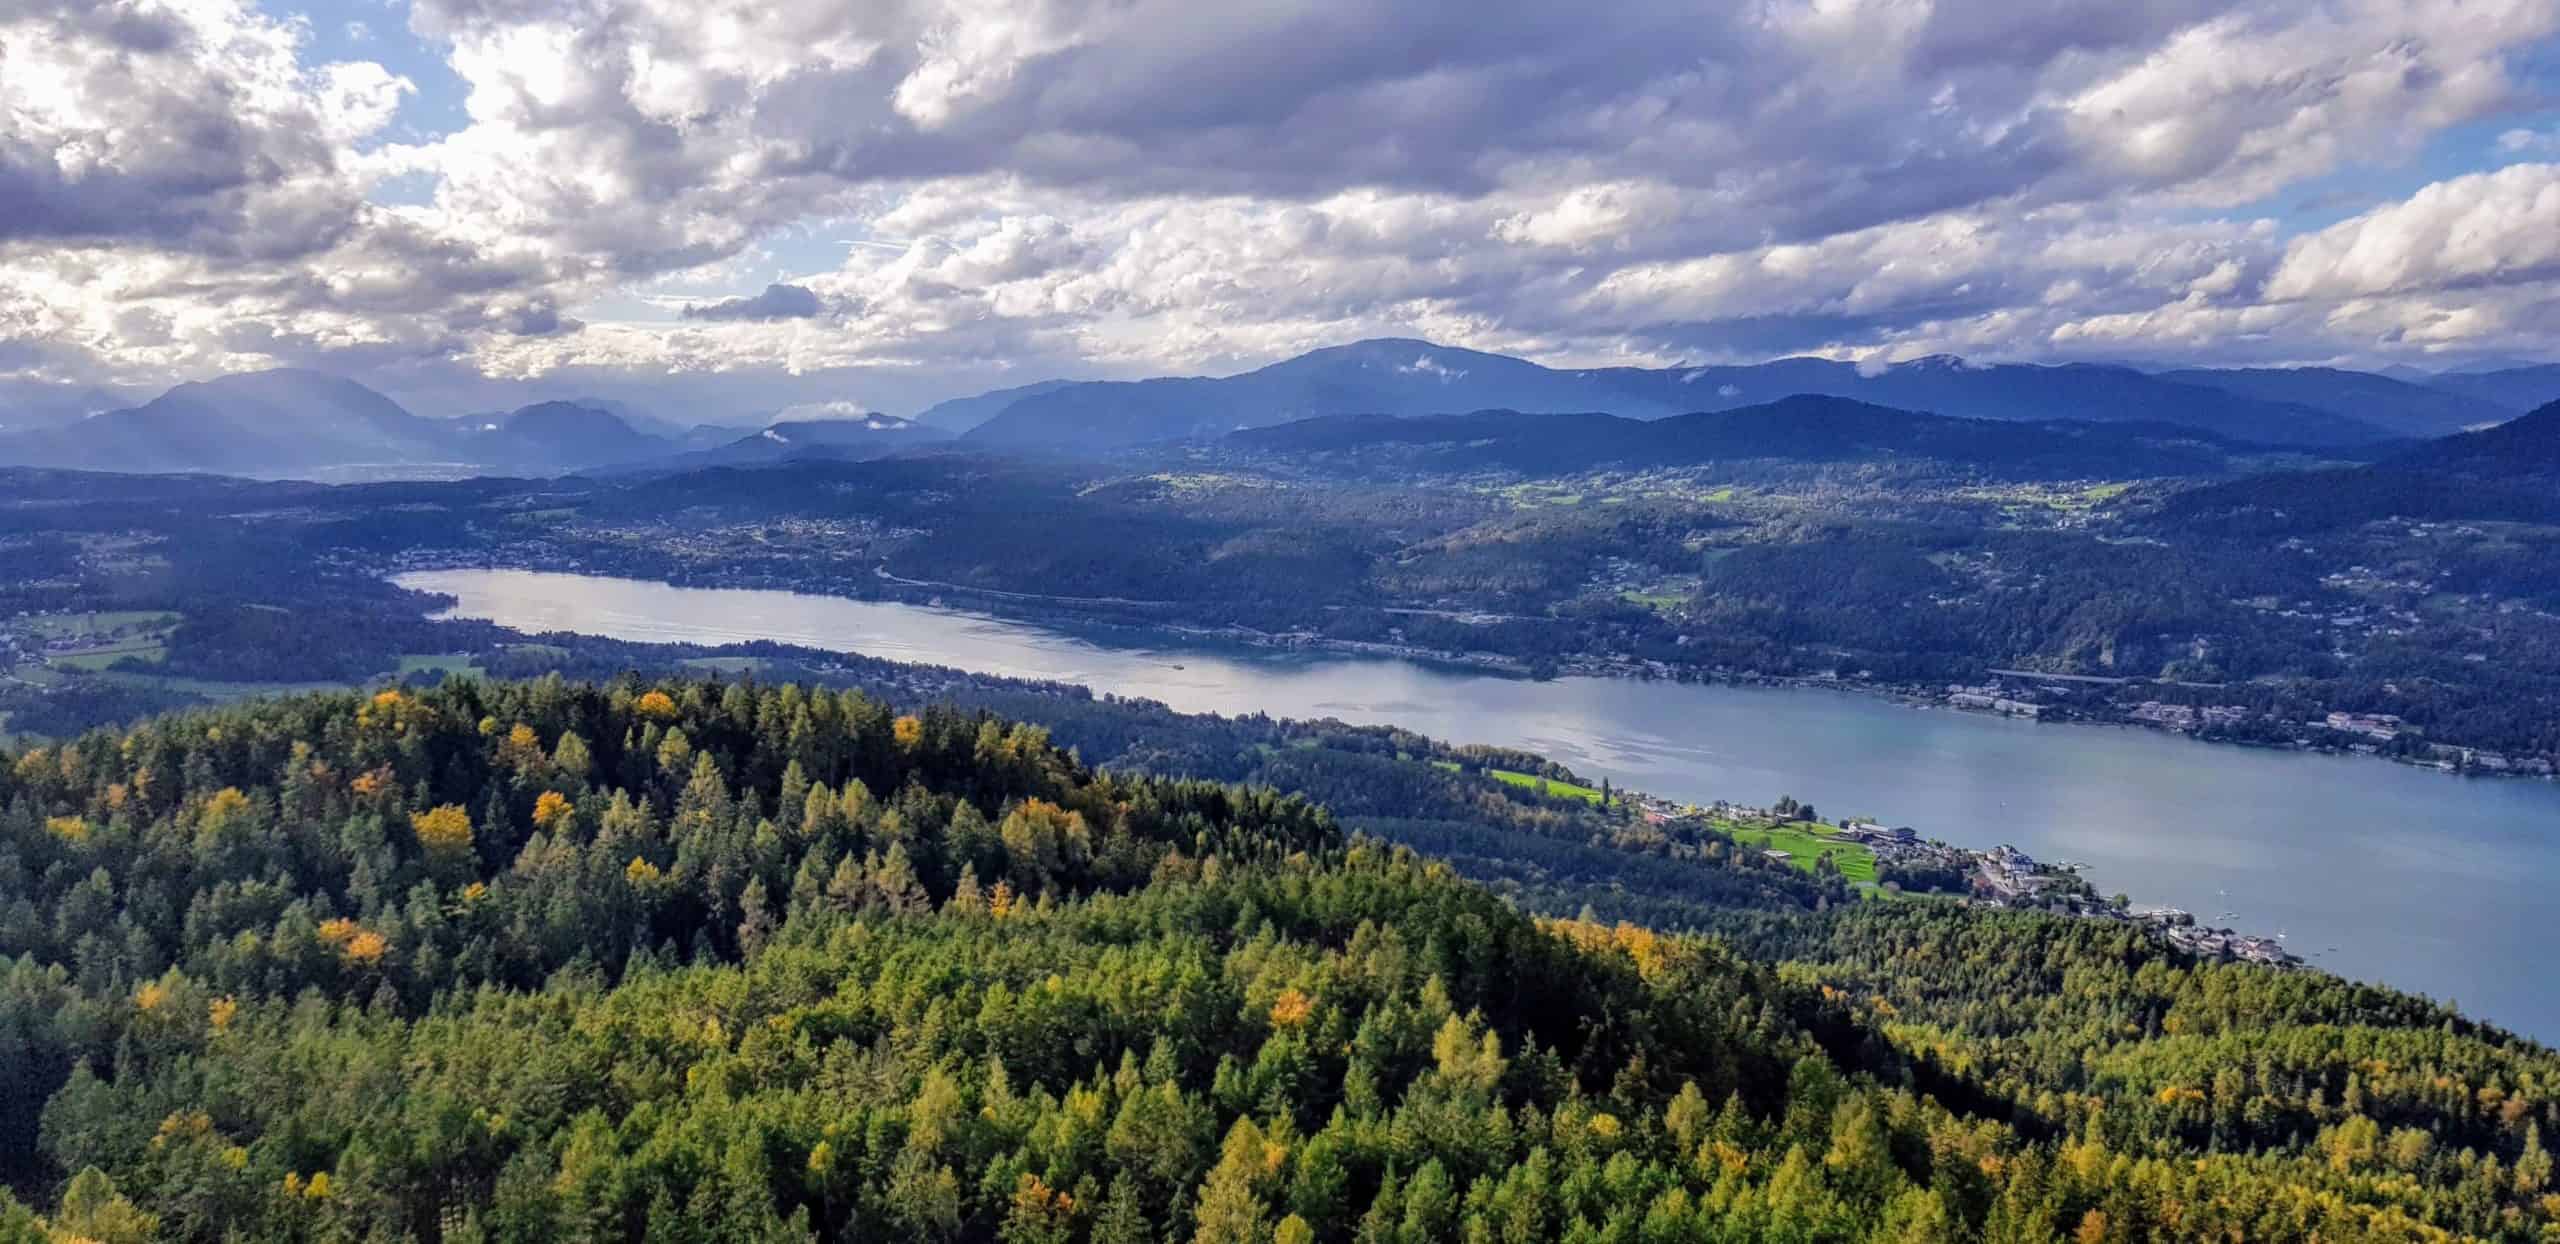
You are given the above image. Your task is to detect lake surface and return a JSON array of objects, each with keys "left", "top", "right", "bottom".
[{"left": 402, "top": 567, "right": 2560, "bottom": 1043}]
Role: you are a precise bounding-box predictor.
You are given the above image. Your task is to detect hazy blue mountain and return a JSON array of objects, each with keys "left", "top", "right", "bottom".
[
  {"left": 456, "top": 400, "right": 674, "bottom": 468},
  {"left": 0, "top": 378, "right": 133, "bottom": 434},
  {"left": 961, "top": 338, "right": 2395, "bottom": 450},
  {"left": 576, "top": 400, "right": 753, "bottom": 449},
  {"left": 0, "top": 369, "right": 464, "bottom": 476},
  {"left": 2153, "top": 400, "right": 2560, "bottom": 537},
  {"left": 1616, "top": 355, "right": 2390, "bottom": 444},
  {"left": 629, "top": 413, "right": 950, "bottom": 472},
  {"left": 2156, "top": 366, "right": 2507, "bottom": 437},
  {"left": 2388, "top": 398, "right": 2560, "bottom": 478},
  {"left": 2421, "top": 364, "right": 2560, "bottom": 413},
  {"left": 965, "top": 339, "right": 1687, "bottom": 448},
  {"left": 913, "top": 377, "right": 1078, "bottom": 430},
  {"left": 1229, "top": 395, "right": 2265, "bottom": 479},
  {"left": 0, "top": 373, "right": 691, "bottom": 478},
  {"left": 2436, "top": 355, "right": 2557, "bottom": 375},
  {"left": 450, "top": 397, "right": 738, "bottom": 451}
]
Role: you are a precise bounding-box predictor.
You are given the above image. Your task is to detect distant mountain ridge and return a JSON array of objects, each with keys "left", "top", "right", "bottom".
[
  {"left": 2387, "top": 397, "right": 2560, "bottom": 477},
  {"left": 2157, "top": 366, "right": 2509, "bottom": 436},
  {"left": 0, "top": 378, "right": 136, "bottom": 434},
  {"left": 912, "top": 378, "right": 1077, "bottom": 430},
  {"left": 0, "top": 371, "right": 692, "bottom": 479},
  {"left": 0, "top": 369, "right": 463, "bottom": 476},
  {"left": 456, "top": 400, "right": 670, "bottom": 468},
  {"left": 2421, "top": 364, "right": 2560, "bottom": 414},
  {"left": 1227, "top": 395, "right": 2281, "bottom": 479},
  {"left": 11, "top": 349, "right": 2555, "bottom": 481},
  {"left": 959, "top": 338, "right": 2432, "bottom": 450},
  {"left": 615, "top": 412, "right": 950, "bottom": 474},
  {"left": 2152, "top": 399, "right": 2560, "bottom": 537}
]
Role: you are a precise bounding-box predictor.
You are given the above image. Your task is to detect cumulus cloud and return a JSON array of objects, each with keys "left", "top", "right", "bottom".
[
  {"left": 681, "top": 283, "right": 826, "bottom": 322},
  {"left": 6, "top": 0, "right": 2560, "bottom": 402},
  {"left": 0, "top": 0, "right": 418, "bottom": 258},
  {"left": 2267, "top": 165, "right": 2560, "bottom": 301}
]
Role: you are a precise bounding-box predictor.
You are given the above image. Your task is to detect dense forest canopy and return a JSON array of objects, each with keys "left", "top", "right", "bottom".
[{"left": 1, "top": 679, "right": 2555, "bottom": 1242}]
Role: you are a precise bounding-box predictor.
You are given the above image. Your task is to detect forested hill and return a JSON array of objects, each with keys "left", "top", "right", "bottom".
[
  {"left": 2149, "top": 399, "right": 2560, "bottom": 538},
  {"left": 3, "top": 680, "right": 2558, "bottom": 1242}
]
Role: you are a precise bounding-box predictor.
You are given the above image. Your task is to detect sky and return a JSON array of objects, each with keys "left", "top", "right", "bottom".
[{"left": 4, "top": 0, "right": 2559, "bottom": 420}]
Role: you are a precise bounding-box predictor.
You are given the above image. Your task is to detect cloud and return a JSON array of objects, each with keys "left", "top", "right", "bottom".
[
  {"left": 6, "top": 0, "right": 2560, "bottom": 401},
  {"left": 681, "top": 283, "right": 827, "bottom": 322},
  {"left": 0, "top": 0, "right": 408, "bottom": 256},
  {"left": 771, "top": 399, "right": 877, "bottom": 421},
  {"left": 2498, "top": 126, "right": 2560, "bottom": 155},
  {"left": 2267, "top": 164, "right": 2560, "bottom": 301},
  {"left": 2057, "top": 0, "right": 2539, "bottom": 206}
]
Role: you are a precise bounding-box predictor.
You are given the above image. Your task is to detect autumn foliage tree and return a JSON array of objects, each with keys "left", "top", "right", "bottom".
[
  {"left": 408, "top": 803, "right": 474, "bottom": 871},
  {"left": 0, "top": 676, "right": 2551, "bottom": 1243}
]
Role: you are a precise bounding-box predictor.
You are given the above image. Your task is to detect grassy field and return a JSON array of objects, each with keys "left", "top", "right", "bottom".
[
  {"left": 99, "top": 671, "right": 352, "bottom": 700},
  {"left": 397, "top": 653, "right": 487, "bottom": 679},
  {"left": 1429, "top": 761, "right": 1608, "bottom": 804},
  {"left": 53, "top": 641, "right": 167, "bottom": 671},
  {"left": 679, "top": 656, "right": 769, "bottom": 673},
  {"left": 1484, "top": 767, "right": 1605, "bottom": 803},
  {"left": 22, "top": 610, "right": 181, "bottom": 672},
  {"left": 1720, "top": 820, "right": 1879, "bottom": 884},
  {"left": 24, "top": 610, "right": 179, "bottom": 638}
]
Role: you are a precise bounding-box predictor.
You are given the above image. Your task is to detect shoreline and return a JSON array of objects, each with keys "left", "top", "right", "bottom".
[
  {"left": 382, "top": 560, "right": 2326, "bottom": 977},
  {"left": 876, "top": 587, "right": 2560, "bottom": 785},
  {"left": 380, "top": 554, "right": 2558, "bottom": 784}
]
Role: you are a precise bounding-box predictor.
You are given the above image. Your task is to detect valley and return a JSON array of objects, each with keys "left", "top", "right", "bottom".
[
  {"left": 4, "top": 351, "right": 2560, "bottom": 1241},
  {"left": 18, "top": 7, "right": 2560, "bottom": 1238}
]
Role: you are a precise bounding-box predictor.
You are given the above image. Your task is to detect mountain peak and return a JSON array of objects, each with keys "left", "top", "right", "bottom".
[
  {"left": 1889, "top": 353, "right": 1975, "bottom": 372},
  {"left": 1329, "top": 335, "right": 1449, "bottom": 353}
]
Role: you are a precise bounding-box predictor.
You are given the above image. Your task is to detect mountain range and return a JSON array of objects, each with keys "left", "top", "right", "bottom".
[
  {"left": 957, "top": 338, "right": 2559, "bottom": 450},
  {"left": 1224, "top": 395, "right": 2294, "bottom": 480},
  {"left": 619, "top": 413, "right": 949, "bottom": 474},
  {"left": 0, "top": 377, "right": 136, "bottom": 434},
  {"left": 4, "top": 342, "right": 2556, "bottom": 479},
  {"left": 2418, "top": 363, "right": 2560, "bottom": 413},
  {"left": 0, "top": 370, "right": 935, "bottom": 479}
]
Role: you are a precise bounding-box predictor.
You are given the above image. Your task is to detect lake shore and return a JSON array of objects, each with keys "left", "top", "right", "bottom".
[
  {"left": 380, "top": 551, "right": 2557, "bottom": 784},
  {"left": 390, "top": 563, "right": 2560, "bottom": 1040}
]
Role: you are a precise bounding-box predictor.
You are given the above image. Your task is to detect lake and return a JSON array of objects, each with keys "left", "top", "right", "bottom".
[{"left": 400, "top": 567, "right": 2560, "bottom": 1043}]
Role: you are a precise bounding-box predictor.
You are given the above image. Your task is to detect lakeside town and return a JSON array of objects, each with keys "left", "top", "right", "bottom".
[{"left": 1629, "top": 794, "right": 2305, "bottom": 970}]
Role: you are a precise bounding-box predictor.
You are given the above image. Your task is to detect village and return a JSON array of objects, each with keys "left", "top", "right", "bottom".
[
  {"left": 0, "top": 609, "right": 180, "bottom": 680},
  {"left": 1938, "top": 672, "right": 2557, "bottom": 778},
  {"left": 1634, "top": 793, "right": 2305, "bottom": 970}
]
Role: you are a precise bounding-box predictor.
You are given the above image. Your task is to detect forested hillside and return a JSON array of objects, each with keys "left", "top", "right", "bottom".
[{"left": 2, "top": 680, "right": 2556, "bottom": 1242}]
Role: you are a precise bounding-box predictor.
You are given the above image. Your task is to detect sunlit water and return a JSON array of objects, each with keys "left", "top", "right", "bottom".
[{"left": 402, "top": 568, "right": 2560, "bottom": 1043}]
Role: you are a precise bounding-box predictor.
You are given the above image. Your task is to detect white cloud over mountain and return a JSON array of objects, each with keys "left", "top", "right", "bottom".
[{"left": 2, "top": 0, "right": 2557, "bottom": 412}]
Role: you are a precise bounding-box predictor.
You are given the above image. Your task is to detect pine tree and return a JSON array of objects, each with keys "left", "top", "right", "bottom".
[{"left": 1091, "top": 1175, "right": 1154, "bottom": 1244}]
